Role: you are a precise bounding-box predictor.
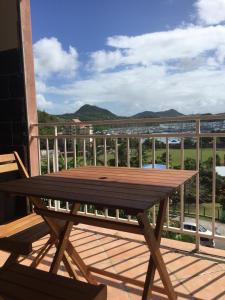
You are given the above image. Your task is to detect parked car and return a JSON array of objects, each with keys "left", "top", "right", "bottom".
[{"left": 183, "top": 222, "right": 215, "bottom": 247}]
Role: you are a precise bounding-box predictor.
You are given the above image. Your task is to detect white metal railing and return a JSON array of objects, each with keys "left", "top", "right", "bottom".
[{"left": 32, "top": 114, "right": 225, "bottom": 250}]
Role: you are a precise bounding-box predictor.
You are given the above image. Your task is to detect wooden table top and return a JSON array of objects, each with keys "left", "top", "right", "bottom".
[{"left": 0, "top": 167, "right": 197, "bottom": 214}]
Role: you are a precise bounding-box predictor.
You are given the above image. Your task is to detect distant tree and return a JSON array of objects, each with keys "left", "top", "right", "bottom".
[
  {"left": 184, "top": 158, "right": 196, "bottom": 170},
  {"left": 157, "top": 152, "right": 172, "bottom": 165}
]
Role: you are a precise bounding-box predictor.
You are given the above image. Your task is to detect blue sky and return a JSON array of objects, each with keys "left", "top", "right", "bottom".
[
  {"left": 31, "top": 0, "right": 225, "bottom": 115},
  {"left": 31, "top": 1, "right": 194, "bottom": 52}
]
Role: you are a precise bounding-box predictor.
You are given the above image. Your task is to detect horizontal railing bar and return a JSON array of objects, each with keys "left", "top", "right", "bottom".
[
  {"left": 163, "top": 226, "right": 225, "bottom": 241},
  {"left": 32, "top": 113, "right": 225, "bottom": 127},
  {"left": 54, "top": 208, "right": 225, "bottom": 241},
  {"left": 33, "top": 132, "right": 225, "bottom": 139}
]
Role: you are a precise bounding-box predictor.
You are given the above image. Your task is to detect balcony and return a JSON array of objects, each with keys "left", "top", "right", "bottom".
[
  {"left": 8, "top": 114, "right": 218, "bottom": 299},
  {"left": 34, "top": 114, "right": 225, "bottom": 250}
]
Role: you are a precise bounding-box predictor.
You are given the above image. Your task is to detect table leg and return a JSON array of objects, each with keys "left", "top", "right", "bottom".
[
  {"left": 50, "top": 203, "right": 80, "bottom": 274},
  {"left": 31, "top": 197, "right": 97, "bottom": 284},
  {"left": 66, "top": 241, "right": 97, "bottom": 284},
  {"left": 62, "top": 252, "right": 78, "bottom": 280},
  {"left": 137, "top": 199, "right": 177, "bottom": 300},
  {"left": 30, "top": 236, "right": 54, "bottom": 268}
]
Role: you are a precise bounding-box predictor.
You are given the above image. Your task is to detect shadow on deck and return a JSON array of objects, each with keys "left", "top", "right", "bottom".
[{"left": 1, "top": 224, "right": 225, "bottom": 300}]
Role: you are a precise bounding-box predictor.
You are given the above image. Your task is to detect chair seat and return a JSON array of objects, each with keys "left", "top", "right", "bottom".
[
  {"left": 0, "top": 214, "right": 50, "bottom": 255},
  {"left": 0, "top": 264, "right": 107, "bottom": 300}
]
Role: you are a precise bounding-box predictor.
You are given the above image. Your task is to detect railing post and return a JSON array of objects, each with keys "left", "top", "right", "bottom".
[
  {"left": 93, "top": 138, "right": 97, "bottom": 166},
  {"left": 195, "top": 119, "right": 200, "bottom": 251},
  {"left": 139, "top": 138, "right": 142, "bottom": 168},
  {"left": 64, "top": 138, "right": 67, "bottom": 170},
  {"left": 104, "top": 138, "right": 107, "bottom": 166},
  {"left": 46, "top": 138, "right": 50, "bottom": 173},
  {"left": 115, "top": 138, "right": 118, "bottom": 167},
  {"left": 166, "top": 138, "right": 170, "bottom": 227},
  {"left": 180, "top": 138, "right": 184, "bottom": 230},
  {"left": 127, "top": 138, "right": 130, "bottom": 168},
  {"left": 152, "top": 138, "right": 155, "bottom": 168},
  {"left": 83, "top": 138, "right": 87, "bottom": 166},
  {"left": 212, "top": 137, "right": 216, "bottom": 237},
  {"left": 152, "top": 137, "right": 156, "bottom": 225},
  {"left": 53, "top": 125, "right": 59, "bottom": 172},
  {"left": 73, "top": 138, "right": 77, "bottom": 168},
  {"left": 37, "top": 137, "right": 42, "bottom": 175}
]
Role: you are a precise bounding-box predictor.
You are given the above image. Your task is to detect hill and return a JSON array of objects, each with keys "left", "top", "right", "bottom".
[
  {"left": 56, "top": 104, "right": 183, "bottom": 121},
  {"left": 38, "top": 111, "right": 64, "bottom": 123},
  {"left": 132, "top": 109, "right": 183, "bottom": 119},
  {"left": 58, "top": 104, "right": 119, "bottom": 121}
]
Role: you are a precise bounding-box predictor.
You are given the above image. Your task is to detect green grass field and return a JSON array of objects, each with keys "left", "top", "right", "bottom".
[
  {"left": 94, "top": 147, "right": 225, "bottom": 167},
  {"left": 145, "top": 148, "right": 225, "bottom": 167}
]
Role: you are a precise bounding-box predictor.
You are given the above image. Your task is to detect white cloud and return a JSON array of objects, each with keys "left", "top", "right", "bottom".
[
  {"left": 37, "top": 94, "right": 53, "bottom": 111},
  {"left": 45, "top": 63, "right": 225, "bottom": 115},
  {"left": 89, "top": 50, "right": 123, "bottom": 72},
  {"left": 36, "top": 80, "right": 47, "bottom": 93},
  {"left": 33, "top": 1, "right": 225, "bottom": 116},
  {"left": 195, "top": 0, "right": 225, "bottom": 25},
  {"left": 33, "top": 37, "right": 79, "bottom": 79},
  {"left": 89, "top": 26, "right": 225, "bottom": 72}
]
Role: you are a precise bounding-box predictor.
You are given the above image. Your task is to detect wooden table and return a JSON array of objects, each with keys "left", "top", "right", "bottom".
[{"left": 0, "top": 167, "right": 197, "bottom": 300}]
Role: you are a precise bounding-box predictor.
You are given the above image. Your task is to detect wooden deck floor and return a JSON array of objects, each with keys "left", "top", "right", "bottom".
[{"left": 1, "top": 224, "right": 225, "bottom": 300}]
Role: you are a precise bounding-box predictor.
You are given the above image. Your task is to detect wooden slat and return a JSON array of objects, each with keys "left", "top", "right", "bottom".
[
  {"left": 32, "top": 176, "right": 174, "bottom": 196},
  {"left": 0, "top": 167, "right": 196, "bottom": 213},
  {"left": 28, "top": 176, "right": 172, "bottom": 196},
  {"left": 0, "top": 214, "right": 43, "bottom": 237},
  {"left": 0, "top": 181, "right": 167, "bottom": 213},
  {"left": 0, "top": 163, "right": 18, "bottom": 174},
  {"left": 6, "top": 180, "right": 170, "bottom": 204},
  {"left": 50, "top": 168, "right": 197, "bottom": 185},
  {"left": 0, "top": 154, "right": 15, "bottom": 163},
  {"left": 0, "top": 264, "right": 106, "bottom": 300},
  {"left": 0, "top": 213, "right": 49, "bottom": 256},
  {"left": 53, "top": 167, "right": 197, "bottom": 181},
  {"left": 0, "top": 222, "right": 49, "bottom": 255},
  {"left": 53, "top": 166, "right": 197, "bottom": 177}
]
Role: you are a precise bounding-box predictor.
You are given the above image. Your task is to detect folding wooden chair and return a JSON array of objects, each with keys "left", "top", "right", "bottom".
[{"left": 0, "top": 152, "right": 50, "bottom": 266}]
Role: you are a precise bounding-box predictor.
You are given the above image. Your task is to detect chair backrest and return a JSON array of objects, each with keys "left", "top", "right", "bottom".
[
  {"left": 0, "top": 152, "right": 29, "bottom": 178},
  {"left": 0, "top": 152, "right": 30, "bottom": 223},
  {"left": 0, "top": 152, "right": 64, "bottom": 237}
]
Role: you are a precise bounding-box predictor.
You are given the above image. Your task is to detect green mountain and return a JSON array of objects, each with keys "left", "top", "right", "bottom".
[
  {"left": 58, "top": 104, "right": 119, "bottom": 121},
  {"left": 38, "top": 104, "right": 184, "bottom": 123},
  {"left": 132, "top": 109, "right": 183, "bottom": 119},
  {"left": 38, "top": 111, "right": 64, "bottom": 123},
  {"left": 56, "top": 104, "right": 183, "bottom": 121}
]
